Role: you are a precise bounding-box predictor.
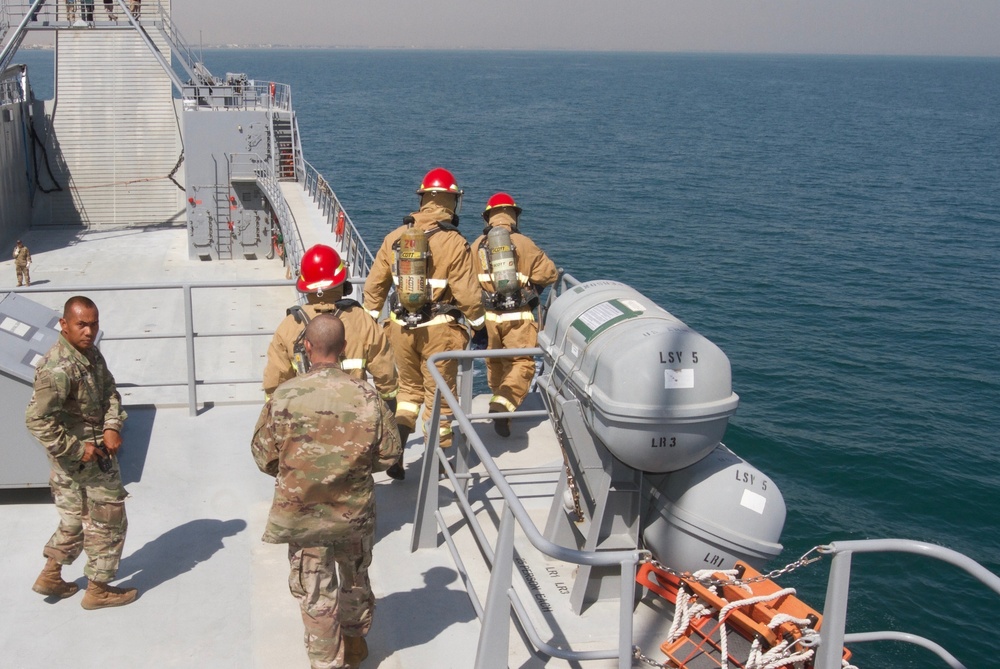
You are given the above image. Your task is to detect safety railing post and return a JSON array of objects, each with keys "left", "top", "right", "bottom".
[
  {"left": 618, "top": 557, "right": 637, "bottom": 669},
  {"left": 411, "top": 388, "right": 444, "bottom": 551},
  {"left": 474, "top": 502, "right": 515, "bottom": 669},
  {"left": 816, "top": 550, "right": 852, "bottom": 669},
  {"left": 455, "top": 356, "right": 475, "bottom": 485},
  {"left": 184, "top": 284, "right": 198, "bottom": 416}
]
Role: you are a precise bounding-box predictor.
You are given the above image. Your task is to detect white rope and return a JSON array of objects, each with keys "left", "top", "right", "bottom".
[
  {"left": 716, "top": 587, "right": 798, "bottom": 669},
  {"left": 665, "top": 585, "right": 713, "bottom": 644},
  {"left": 664, "top": 570, "right": 731, "bottom": 644}
]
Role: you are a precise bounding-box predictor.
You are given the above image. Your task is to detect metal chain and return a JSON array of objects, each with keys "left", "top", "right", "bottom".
[
  {"left": 632, "top": 645, "right": 669, "bottom": 668},
  {"left": 564, "top": 464, "right": 584, "bottom": 522},
  {"left": 643, "top": 545, "right": 828, "bottom": 587}
]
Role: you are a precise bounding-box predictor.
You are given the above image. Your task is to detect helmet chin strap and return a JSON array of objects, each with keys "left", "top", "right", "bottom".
[{"left": 316, "top": 287, "right": 324, "bottom": 298}]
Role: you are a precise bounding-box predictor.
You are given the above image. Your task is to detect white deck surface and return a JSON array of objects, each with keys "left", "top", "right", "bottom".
[{"left": 0, "top": 225, "right": 676, "bottom": 668}]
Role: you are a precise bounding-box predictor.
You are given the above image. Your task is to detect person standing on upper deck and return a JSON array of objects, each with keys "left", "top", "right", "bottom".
[
  {"left": 363, "top": 167, "right": 485, "bottom": 480},
  {"left": 262, "top": 244, "right": 398, "bottom": 407},
  {"left": 472, "top": 193, "right": 559, "bottom": 437},
  {"left": 252, "top": 314, "right": 401, "bottom": 669},
  {"left": 13, "top": 240, "right": 31, "bottom": 287},
  {"left": 79, "top": 0, "right": 94, "bottom": 23},
  {"left": 25, "top": 296, "right": 138, "bottom": 609}
]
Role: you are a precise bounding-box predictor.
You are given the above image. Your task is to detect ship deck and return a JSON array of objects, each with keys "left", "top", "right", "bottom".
[{"left": 0, "top": 225, "right": 678, "bottom": 668}]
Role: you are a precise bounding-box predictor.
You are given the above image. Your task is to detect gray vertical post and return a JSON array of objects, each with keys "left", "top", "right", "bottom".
[
  {"left": 412, "top": 389, "right": 443, "bottom": 550},
  {"left": 454, "top": 356, "right": 474, "bottom": 487},
  {"left": 184, "top": 285, "right": 198, "bottom": 416},
  {"left": 618, "top": 557, "right": 638, "bottom": 669},
  {"left": 475, "top": 503, "right": 515, "bottom": 669},
  {"left": 816, "top": 550, "right": 852, "bottom": 669}
]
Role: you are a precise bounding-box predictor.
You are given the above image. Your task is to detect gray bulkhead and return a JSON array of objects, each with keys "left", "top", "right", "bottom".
[
  {"left": 0, "top": 65, "right": 35, "bottom": 246},
  {"left": 181, "top": 108, "right": 278, "bottom": 260}
]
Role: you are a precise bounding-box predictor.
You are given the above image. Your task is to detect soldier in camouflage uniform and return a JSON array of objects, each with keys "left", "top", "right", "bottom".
[
  {"left": 13, "top": 239, "right": 30, "bottom": 287},
  {"left": 25, "top": 295, "right": 138, "bottom": 609},
  {"left": 252, "top": 314, "right": 401, "bottom": 669}
]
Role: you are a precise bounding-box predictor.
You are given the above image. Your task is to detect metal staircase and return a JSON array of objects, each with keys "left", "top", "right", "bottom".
[
  {"left": 213, "top": 185, "right": 234, "bottom": 260},
  {"left": 272, "top": 116, "right": 297, "bottom": 180}
]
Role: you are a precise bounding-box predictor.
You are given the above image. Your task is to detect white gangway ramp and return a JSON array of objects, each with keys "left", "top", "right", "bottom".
[{"left": 32, "top": 5, "right": 183, "bottom": 228}]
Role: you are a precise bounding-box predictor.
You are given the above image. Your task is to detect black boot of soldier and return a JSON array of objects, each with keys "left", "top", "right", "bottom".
[{"left": 386, "top": 425, "right": 412, "bottom": 481}]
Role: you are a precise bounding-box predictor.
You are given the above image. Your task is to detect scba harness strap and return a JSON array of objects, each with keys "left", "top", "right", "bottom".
[
  {"left": 477, "top": 235, "right": 539, "bottom": 313},
  {"left": 288, "top": 299, "right": 359, "bottom": 373},
  {"left": 391, "top": 221, "right": 463, "bottom": 329}
]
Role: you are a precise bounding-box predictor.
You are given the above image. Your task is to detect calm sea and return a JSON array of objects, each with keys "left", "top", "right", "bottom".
[{"left": 18, "top": 48, "right": 1000, "bottom": 667}]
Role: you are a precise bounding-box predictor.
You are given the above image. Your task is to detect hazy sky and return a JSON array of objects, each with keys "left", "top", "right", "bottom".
[{"left": 169, "top": 0, "right": 1000, "bottom": 57}]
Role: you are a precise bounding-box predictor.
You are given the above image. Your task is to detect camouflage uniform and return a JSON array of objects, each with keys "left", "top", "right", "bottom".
[
  {"left": 364, "top": 202, "right": 485, "bottom": 446},
  {"left": 262, "top": 295, "right": 398, "bottom": 401},
  {"left": 251, "top": 362, "right": 401, "bottom": 669},
  {"left": 472, "top": 211, "right": 559, "bottom": 413},
  {"left": 13, "top": 242, "right": 30, "bottom": 286},
  {"left": 25, "top": 334, "right": 129, "bottom": 583}
]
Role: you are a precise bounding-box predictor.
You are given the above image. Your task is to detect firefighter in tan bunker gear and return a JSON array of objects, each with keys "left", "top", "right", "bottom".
[
  {"left": 473, "top": 193, "right": 559, "bottom": 437},
  {"left": 364, "top": 168, "right": 485, "bottom": 480},
  {"left": 263, "top": 245, "right": 399, "bottom": 408}
]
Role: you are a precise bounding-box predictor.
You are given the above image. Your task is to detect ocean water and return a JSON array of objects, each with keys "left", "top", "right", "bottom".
[{"left": 17, "top": 48, "right": 1000, "bottom": 667}]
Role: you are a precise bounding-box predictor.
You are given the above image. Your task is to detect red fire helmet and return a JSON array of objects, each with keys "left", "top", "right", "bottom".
[
  {"left": 482, "top": 192, "right": 522, "bottom": 221},
  {"left": 416, "top": 167, "right": 463, "bottom": 195},
  {"left": 297, "top": 244, "right": 347, "bottom": 293}
]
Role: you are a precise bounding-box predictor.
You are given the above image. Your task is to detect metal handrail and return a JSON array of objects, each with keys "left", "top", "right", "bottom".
[
  {"left": 14, "top": 279, "right": 294, "bottom": 416},
  {"left": 416, "top": 347, "right": 647, "bottom": 669},
  {"left": 229, "top": 152, "right": 305, "bottom": 279},
  {"left": 815, "top": 539, "right": 1000, "bottom": 669},
  {"left": 181, "top": 80, "right": 291, "bottom": 111},
  {"left": 151, "top": 0, "right": 205, "bottom": 85},
  {"left": 0, "top": 62, "right": 26, "bottom": 104},
  {"left": 301, "top": 159, "right": 375, "bottom": 278}
]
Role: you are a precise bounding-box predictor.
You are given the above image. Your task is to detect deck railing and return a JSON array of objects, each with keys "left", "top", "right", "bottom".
[
  {"left": 415, "top": 344, "right": 645, "bottom": 669},
  {"left": 815, "top": 539, "right": 1000, "bottom": 669},
  {"left": 181, "top": 79, "right": 292, "bottom": 112},
  {"left": 0, "top": 62, "right": 25, "bottom": 104},
  {"left": 13, "top": 279, "right": 293, "bottom": 416},
  {"left": 301, "top": 158, "right": 375, "bottom": 279}
]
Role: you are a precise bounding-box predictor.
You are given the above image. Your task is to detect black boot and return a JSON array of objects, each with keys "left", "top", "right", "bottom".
[
  {"left": 386, "top": 425, "right": 412, "bottom": 481},
  {"left": 489, "top": 402, "right": 511, "bottom": 438}
]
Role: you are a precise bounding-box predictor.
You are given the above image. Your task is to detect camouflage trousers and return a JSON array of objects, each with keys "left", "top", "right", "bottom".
[
  {"left": 288, "top": 532, "right": 375, "bottom": 669},
  {"left": 15, "top": 262, "right": 29, "bottom": 286},
  {"left": 43, "top": 458, "right": 128, "bottom": 583}
]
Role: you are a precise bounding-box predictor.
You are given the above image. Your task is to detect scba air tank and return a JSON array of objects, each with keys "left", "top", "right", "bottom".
[
  {"left": 537, "top": 281, "right": 739, "bottom": 472},
  {"left": 396, "top": 226, "right": 429, "bottom": 312},
  {"left": 487, "top": 226, "right": 519, "bottom": 295}
]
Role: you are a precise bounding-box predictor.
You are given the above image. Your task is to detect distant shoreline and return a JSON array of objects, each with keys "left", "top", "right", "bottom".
[{"left": 16, "top": 44, "right": 1000, "bottom": 60}]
